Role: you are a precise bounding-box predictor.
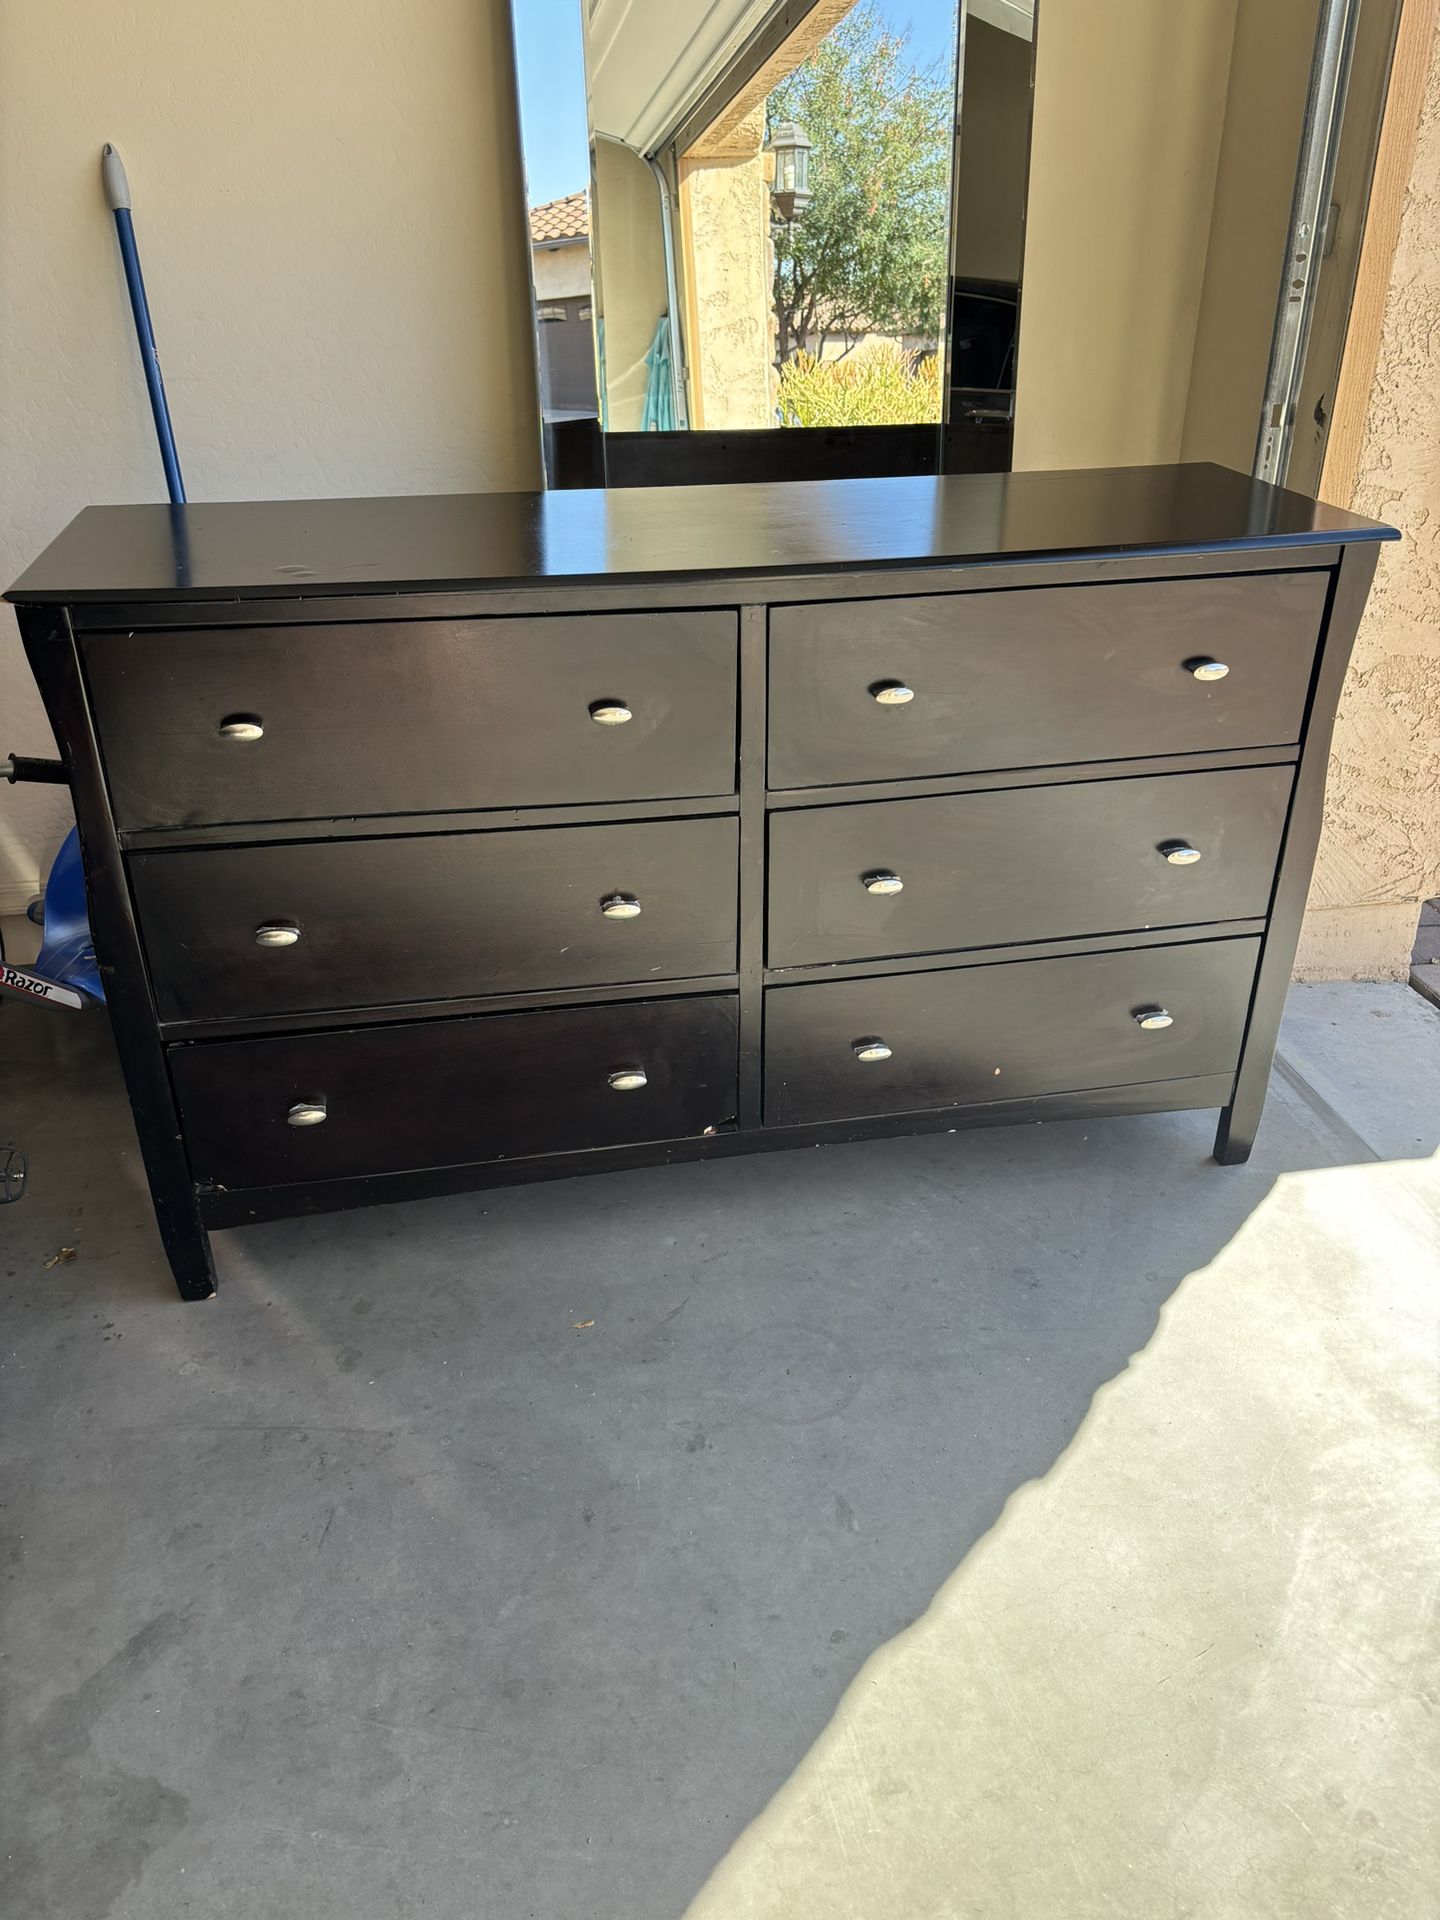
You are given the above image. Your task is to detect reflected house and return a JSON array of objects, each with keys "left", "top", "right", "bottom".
[
  {"left": 790, "top": 304, "right": 934, "bottom": 365},
  {"left": 529, "top": 192, "right": 597, "bottom": 422}
]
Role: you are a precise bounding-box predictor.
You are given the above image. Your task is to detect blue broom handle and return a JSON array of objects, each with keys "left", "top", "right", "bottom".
[{"left": 101, "top": 144, "right": 186, "bottom": 506}]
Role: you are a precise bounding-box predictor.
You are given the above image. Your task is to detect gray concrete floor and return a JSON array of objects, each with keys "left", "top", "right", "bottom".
[{"left": 1, "top": 958, "right": 1436, "bottom": 1919}]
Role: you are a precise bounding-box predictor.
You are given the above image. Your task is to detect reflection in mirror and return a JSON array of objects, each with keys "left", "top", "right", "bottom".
[
  {"left": 513, "top": 0, "right": 1037, "bottom": 485},
  {"left": 659, "top": 4, "right": 960, "bottom": 438},
  {"left": 511, "top": 0, "right": 1399, "bottom": 498},
  {"left": 949, "top": 4, "right": 1030, "bottom": 427},
  {"left": 512, "top": 7, "right": 595, "bottom": 431}
]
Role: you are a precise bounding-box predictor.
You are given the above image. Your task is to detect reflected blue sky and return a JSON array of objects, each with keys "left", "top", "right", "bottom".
[
  {"left": 513, "top": 1, "right": 959, "bottom": 210},
  {"left": 512, "top": 2, "right": 589, "bottom": 207}
]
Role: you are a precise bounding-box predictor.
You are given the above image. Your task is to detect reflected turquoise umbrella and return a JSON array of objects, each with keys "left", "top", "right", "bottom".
[{"left": 642, "top": 316, "right": 676, "bottom": 432}]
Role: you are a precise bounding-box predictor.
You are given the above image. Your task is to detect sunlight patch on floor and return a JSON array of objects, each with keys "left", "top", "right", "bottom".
[{"left": 684, "top": 1153, "right": 1440, "bottom": 1920}]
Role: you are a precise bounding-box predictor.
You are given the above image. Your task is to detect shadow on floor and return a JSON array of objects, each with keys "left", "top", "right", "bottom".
[
  {"left": 0, "top": 992, "right": 1427, "bottom": 1918},
  {"left": 681, "top": 1136, "right": 1440, "bottom": 1919}
]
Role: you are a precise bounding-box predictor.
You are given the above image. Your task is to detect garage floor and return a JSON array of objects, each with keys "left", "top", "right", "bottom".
[{"left": 1, "top": 974, "right": 1436, "bottom": 1920}]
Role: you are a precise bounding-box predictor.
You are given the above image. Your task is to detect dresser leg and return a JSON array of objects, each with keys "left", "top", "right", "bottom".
[
  {"left": 1212, "top": 1104, "right": 1254, "bottom": 1165},
  {"left": 155, "top": 1195, "right": 219, "bottom": 1300},
  {"left": 165, "top": 1236, "right": 218, "bottom": 1301},
  {"left": 18, "top": 617, "right": 219, "bottom": 1301}
]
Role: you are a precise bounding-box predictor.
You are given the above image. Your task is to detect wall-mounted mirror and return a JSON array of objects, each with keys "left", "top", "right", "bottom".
[
  {"left": 513, "top": 0, "right": 1033, "bottom": 486},
  {"left": 511, "top": 0, "right": 1400, "bottom": 495}
]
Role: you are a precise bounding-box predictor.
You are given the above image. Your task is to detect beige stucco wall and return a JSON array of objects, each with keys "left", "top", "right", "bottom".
[
  {"left": 1294, "top": 17, "right": 1440, "bottom": 981},
  {"left": 678, "top": 106, "right": 774, "bottom": 432},
  {"left": 532, "top": 241, "right": 592, "bottom": 302},
  {"left": 0, "top": 0, "right": 538, "bottom": 910},
  {"left": 591, "top": 139, "right": 671, "bottom": 431},
  {"left": 1012, "top": 0, "right": 1240, "bottom": 472}
]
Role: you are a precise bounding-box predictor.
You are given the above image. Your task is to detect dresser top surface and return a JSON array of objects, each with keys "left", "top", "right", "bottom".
[{"left": 7, "top": 462, "right": 1396, "bottom": 607}]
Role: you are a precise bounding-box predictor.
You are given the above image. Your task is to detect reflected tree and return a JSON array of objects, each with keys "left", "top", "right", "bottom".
[{"left": 769, "top": 2, "right": 954, "bottom": 366}]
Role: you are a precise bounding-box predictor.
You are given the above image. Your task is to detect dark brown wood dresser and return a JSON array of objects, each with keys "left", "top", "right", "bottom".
[{"left": 6, "top": 464, "right": 1397, "bottom": 1299}]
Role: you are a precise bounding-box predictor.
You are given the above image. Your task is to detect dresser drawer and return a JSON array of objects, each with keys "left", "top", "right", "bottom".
[
  {"left": 767, "top": 766, "right": 1291, "bottom": 968},
  {"left": 170, "top": 994, "right": 739, "bottom": 1189},
  {"left": 134, "top": 816, "right": 738, "bottom": 1022},
  {"left": 767, "top": 572, "right": 1328, "bottom": 788},
  {"left": 764, "top": 938, "right": 1258, "bottom": 1126},
  {"left": 86, "top": 611, "right": 738, "bottom": 829}
]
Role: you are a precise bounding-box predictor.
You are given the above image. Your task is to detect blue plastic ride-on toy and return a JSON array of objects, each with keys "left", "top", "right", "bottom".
[
  {"left": 1, "top": 757, "right": 103, "bottom": 1014},
  {"left": 2, "top": 756, "right": 104, "bottom": 1203},
  {"left": 0, "top": 824, "right": 103, "bottom": 1014}
]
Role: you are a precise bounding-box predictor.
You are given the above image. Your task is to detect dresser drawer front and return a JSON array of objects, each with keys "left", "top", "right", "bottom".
[
  {"left": 768, "top": 766, "right": 1291, "bottom": 968},
  {"left": 134, "top": 816, "right": 738, "bottom": 1022},
  {"left": 764, "top": 939, "right": 1258, "bottom": 1126},
  {"left": 87, "top": 612, "right": 739, "bottom": 829},
  {"left": 170, "top": 995, "right": 739, "bottom": 1188},
  {"left": 767, "top": 572, "right": 1328, "bottom": 788}
]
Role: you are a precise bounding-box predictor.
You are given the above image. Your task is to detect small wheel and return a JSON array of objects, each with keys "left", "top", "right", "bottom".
[
  {"left": 0, "top": 1147, "right": 27, "bottom": 1204},
  {"left": 25, "top": 896, "right": 44, "bottom": 926}
]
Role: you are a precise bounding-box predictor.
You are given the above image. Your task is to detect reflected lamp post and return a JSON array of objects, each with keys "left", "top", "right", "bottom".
[
  {"left": 765, "top": 120, "right": 813, "bottom": 224},
  {"left": 767, "top": 121, "right": 812, "bottom": 370}
]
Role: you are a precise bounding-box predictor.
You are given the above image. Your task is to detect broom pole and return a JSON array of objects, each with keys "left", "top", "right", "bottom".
[{"left": 101, "top": 143, "right": 186, "bottom": 505}]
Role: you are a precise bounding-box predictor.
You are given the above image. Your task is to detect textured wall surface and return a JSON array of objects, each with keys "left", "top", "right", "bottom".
[
  {"left": 0, "top": 0, "right": 538, "bottom": 907},
  {"left": 679, "top": 107, "right": 774, "bottom": 432},
  {"left": 532, "top": 244, "right": 592, "bottom": 301},
  {"left": 1296, "top": 18, "right": 1440, "bottom": 980}
]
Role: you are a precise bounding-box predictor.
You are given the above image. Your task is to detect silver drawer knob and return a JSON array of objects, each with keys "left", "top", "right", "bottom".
[
  {"left": 1186, "top": 658, "right": 1229, "bottom": 682},
  {"left": 853, "top": 1037, "right": 893, "bottom": 1062},
  {"left": 863, "top": 872, "right": 904, "bottom": 896},
  {"left": 1159, "top": 842, "right": 1202, "bottom": 866},
  {"left": 254, "top": 921, "right": 301, "bottom": 947},
  {"left": 607, "top": 1066, "right": 648, "bottom": 1092},
  {"left": 600, "top": 893, "right": 642, "bottom": 919},
  {"left": 1133, "top": 1007, "right": 1174, "bottom": 1031},
  {"left": 287, "top": 1100, "right": 328, "bottom": 1126},
  {"left": 218, "top": 715, "right": 264, "bottom": 741},
  {"left": 869, "top": 681, "right": 915, "bottom": 706},
  {"left": 589, "top": 701, "right": 633, "bottom": 726}
]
